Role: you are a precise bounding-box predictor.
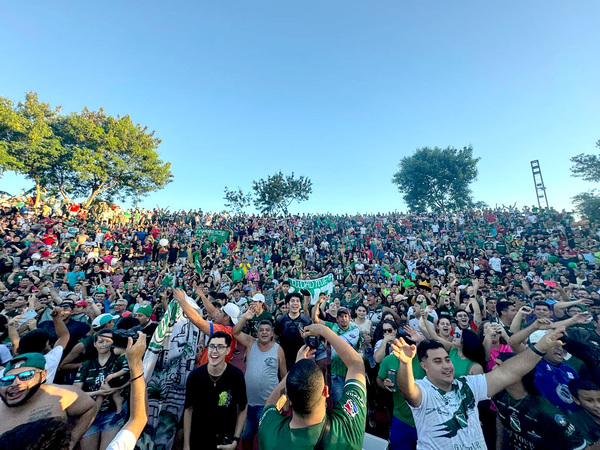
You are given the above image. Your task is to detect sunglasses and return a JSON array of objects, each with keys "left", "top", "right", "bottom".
[
  {"left": 383, "top": 328, "right": 395, "bottom": 333},
  {"left": 0, "top": 369, "right": 41, "bottom": 386}
]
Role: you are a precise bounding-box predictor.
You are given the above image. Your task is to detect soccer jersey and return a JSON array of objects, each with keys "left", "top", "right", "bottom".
[
  {"left": 494, "top": 390, "right": 586, "bottom": 450},
  {"left": 569, "top": 407, "right": 600, "bottom": 445},
  {"left": 410, "top": 375, "right": 488, "bottom": 450},
  {"left": 324, "top": 321, "right": 361, "bottom": 377},
  {"left": 258, "top": 379, "right": 367, "bottom": 450}
]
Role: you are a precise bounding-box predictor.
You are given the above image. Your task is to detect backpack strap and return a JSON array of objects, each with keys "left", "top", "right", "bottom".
[{"left": 315, "top": 415, "right": 331, "bottom": 450}]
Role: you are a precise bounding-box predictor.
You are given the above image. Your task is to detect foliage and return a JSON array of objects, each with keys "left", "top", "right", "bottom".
[
  {"left": 252, "top": 172, "right": 312, "bottom": 215},
  {"left": 0, "top": 93, "right": 64, "bottom": 205},
  {"left": 571, "top": 190, "right": 600, "bottom": 222},
  {"left": 391, "top": 146, "right": 480, "bottom": 213},
  {"left": 223, "top": 187, "right": 252, "bottom": 214},
  {"left": 55, "top": 108, "right": 172, "bottom": 207},
  {"left": 0, "top": 92, "right": 173, "bottom": 208},
  {"left": 570, "top": 140, "right": 600, "bottom": 183}
]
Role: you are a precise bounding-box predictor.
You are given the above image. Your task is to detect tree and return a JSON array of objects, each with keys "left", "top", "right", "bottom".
[
  {"left": 0, "top": 92, "right": 64, "bottom": 207},
  {"left": 571, "top": 191, "right": 600, "bottom": 222},
  {"left": 55, "top": 108, "right": 172, "bottom": 207},
  {"left": 570, "top": 140, "right": 600, "bottom": 221},
  {"left": 570, "top": 140, "right": 600, "bottom": 183},
  {"left": 223, "top": 187, "right": 252, "bottom": 214},
  {"left": 252, "top": 172, "right": 312, "bottom": 215},
  {"left": 391, "top": 146, "right": 480, "bottom": 213}
]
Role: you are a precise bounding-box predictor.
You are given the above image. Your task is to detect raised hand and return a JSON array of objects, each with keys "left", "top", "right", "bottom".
[{"left": 391, "top": 337, "right": 417, "bottom": 364}]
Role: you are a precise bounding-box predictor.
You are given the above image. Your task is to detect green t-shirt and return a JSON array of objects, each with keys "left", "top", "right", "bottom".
[
  {"left": 258, "top": 379, "right": 367, "bottom": 450},
  {"left": 324, "top": 321, "right": 361, "bottom": 377},
  {"left": 377, "top": 354, "right": 425, "bottom": 427},
  {"left": 569, "top": 407, "right": 600, "bottom": 445},
  {"left": 494, "top": 390, "right": 586, "bottom": 450},
  {"left": 247, "top": 310, "right": 274, "bottom": 338},
  {"left": 231, "top": 267, "right": 244, "bottom": 282}
]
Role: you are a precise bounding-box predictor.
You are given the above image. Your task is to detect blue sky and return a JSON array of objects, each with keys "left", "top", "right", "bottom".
[{"left": 1, "top": 1, "right": 599, "bottom": 214}]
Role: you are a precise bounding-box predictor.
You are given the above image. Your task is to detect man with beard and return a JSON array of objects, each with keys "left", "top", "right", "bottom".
[{"left": 0, "top": 352, "right": 97, "bottom": 449}]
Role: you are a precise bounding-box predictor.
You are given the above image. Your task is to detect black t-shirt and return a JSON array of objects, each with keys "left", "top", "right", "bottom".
[
  {"left": 38, "top": 318, "right": 90, "bottom": 356},
  {"left": 184, "top": 364, "right": 247, "bottom": 449},
  {"left": 274, "top": 313, "right": 312, "bottom": 370}
]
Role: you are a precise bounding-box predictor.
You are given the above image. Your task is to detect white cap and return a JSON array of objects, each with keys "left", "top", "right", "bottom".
[
  {"left": 221, "top": 303, "right": 240, "bottom": 325},
  {"left": 250, "top": 293, "right": 266, "bottom": 303}
]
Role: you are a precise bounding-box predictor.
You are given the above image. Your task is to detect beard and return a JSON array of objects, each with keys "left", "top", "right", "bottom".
[{"left": 0, "top": 383, "right": 42, "bottom": 408}]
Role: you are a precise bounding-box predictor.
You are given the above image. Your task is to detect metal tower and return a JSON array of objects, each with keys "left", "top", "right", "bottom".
[{"left": 530, "top": 160, "right": 549, "bottom": 209}]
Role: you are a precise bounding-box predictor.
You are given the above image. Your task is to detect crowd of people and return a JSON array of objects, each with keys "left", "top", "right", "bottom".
[{"left": 0, "top": 192, "right": 600, "bottom": 450}]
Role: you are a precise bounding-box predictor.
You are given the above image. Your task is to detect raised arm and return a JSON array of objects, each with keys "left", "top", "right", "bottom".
[
  {"left": 173, "top": 288, "right": 210, "bottom": 335},
  {"left": 510, "top": 305, "right": 531, "bottom": 334},
  {"left": 50, "top": 306, "right": 70, "bottom": 349},
  {"left": 194, "top": 285, "right": 219, "bottom": 320},
  {"left": 231, "top": 307, "right": 256, "bottom": 350},
  {"left": 117, "top": 331, "right": 148, "bottom": 439},
  {"left": 390, "top": 337, "right": 422, "bottom": 407},
  {"left": 419, "top": 314, "right": 452, "bottom": 352},
  {"left": 304, "top": 322, "right": 366, "bottom": 385},
  {"left": 486, "top": 327, "right": 564, "bottom": 397}
]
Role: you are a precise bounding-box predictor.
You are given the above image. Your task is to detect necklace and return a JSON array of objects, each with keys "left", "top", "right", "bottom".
[{"left": 208, "top": 370, "right": 224, "bottom": 387}]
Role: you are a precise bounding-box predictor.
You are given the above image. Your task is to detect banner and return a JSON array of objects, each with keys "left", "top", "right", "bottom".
[
  {"left": 288, "top": 274, "right": 335, "bottom": 305},
  {"left": 193, "top": 227, "right": 230, "bottom": 245},
  {"left": 137, "top": 299, "right": 201, "bottom": 450}
]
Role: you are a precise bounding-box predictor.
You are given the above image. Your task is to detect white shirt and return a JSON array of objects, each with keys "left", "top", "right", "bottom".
[
  {"left": 44, "top": 346, "right": 64, "bottom": 384},
  {"left": 106, "top": 430, "right": 137, "bottom": 450},
  {"left": 410, "top": 375, "right": 489, "bottom": 450}
]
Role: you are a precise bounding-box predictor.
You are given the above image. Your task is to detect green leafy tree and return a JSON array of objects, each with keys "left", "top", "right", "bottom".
[
  {"left": 570, "top": 140, "right": 600, "bottom": 182},
  {"left": 392, "top": 146, "right": 480, "bottom": 213},
  {"left": 252, "top": 172, "right": 312, "bottom": 215},
  {"left": 0, "top": 92, "right": 64, "bottom": 207},
  {"left": 56, "top": 108, "right": 172, "bottom": 207},
  {"left": 223, "top": 187, "right": 252, "bottom": 214},
  {"left": 570, "top": 140, "right": 600, "bottom": 221},
  {"left": 571, "top": 191, "right": 600, "bottom": 222}
]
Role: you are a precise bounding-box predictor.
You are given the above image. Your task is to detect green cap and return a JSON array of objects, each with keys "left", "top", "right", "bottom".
[
  {"left": 4, "top": 353, "right": 46, "bottom": 373},
  {"left": 135, "top": 304, "right": 153, "bottom": 317}
]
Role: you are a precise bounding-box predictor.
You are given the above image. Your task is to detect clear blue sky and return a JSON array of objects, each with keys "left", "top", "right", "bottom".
[{"left": 1, "top": 1, "right": 599, "bottom": 214}]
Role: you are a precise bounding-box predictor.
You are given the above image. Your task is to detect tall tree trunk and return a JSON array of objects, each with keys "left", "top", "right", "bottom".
[{"left": 84, "top": 190, "right": 100, "bottom": 209}]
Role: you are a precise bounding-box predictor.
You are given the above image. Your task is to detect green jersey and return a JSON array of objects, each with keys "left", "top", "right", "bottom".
[
  {"left": 377, "top": 354, "right": 424, "bottom": 427},
  {"left": 569, "top": 407, "right": 600, "bottom": 445},
  {"left": 258, "top": 379, "right": 367, "bottom": 450},
  {"left": 324, "top": 321, "right": 361, "bottom": 377},
  {"left": 494, "top": 390, "right": 586, "bottom": 450}
]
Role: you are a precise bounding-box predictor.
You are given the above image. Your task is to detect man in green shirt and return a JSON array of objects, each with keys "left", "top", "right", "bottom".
[
  {"left": 377, "top": 354, "right": 423, "bottom": 449},
  {"left": 569, "top": 379, "right": 600, "bottom": 446},
  {"left": 258, "top": 323, "right": 367, "bottom": 450}
]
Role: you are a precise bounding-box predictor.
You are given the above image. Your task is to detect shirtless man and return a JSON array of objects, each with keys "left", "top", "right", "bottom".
[{"left": 0, "top": 352, "right": 97, "bottom": 449}]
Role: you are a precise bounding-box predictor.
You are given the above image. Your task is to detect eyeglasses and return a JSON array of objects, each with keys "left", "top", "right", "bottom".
[
  {"left": 383, "top": 328, "right": 395, "bottom": 333},
  {"left": 207, "top": 344, "right": 228, "bottom": 352},
  {"left": 0, "top": 370, "right": 41, "bottom": 386}
]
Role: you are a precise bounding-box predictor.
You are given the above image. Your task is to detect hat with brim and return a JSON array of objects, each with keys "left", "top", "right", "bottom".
[
  {"left": 222, "top": 303, "right": 240, "bottom": 324},
  {"left": 338, "top": 307, "right": 351, "bottom": 316},
  {"left": 92, "top": 313, "right": 118, "bottom": 329},
  {"left": 4, "top": 352, "right": 46, "bottom": 373},
  {"left": 135, "top": 304, "right": 153, "bottom": 317},
  {"left": 250, "top": 293, "right": 266, "bottom": 303}
]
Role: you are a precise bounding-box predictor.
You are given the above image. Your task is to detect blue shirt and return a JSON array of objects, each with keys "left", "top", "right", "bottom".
[{"left": 534, "top": 360, "right": 579, "bottom": 412}]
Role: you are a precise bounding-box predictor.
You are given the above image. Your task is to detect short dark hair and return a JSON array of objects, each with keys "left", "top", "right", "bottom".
[
  {"left": 569, "top": 379, "right": 600, "bottom": 398},
  {"left": 496, "top": 301, "right": 513, "bottom": 316},
  {"left": 533, "top": 301, "right": 549, "bottom": 309},
  {"left": 285, "top": 292, "right": 302, "bottom": 304},
  {"left": 18, "top": 329, "right": 50, "bottom": 354},
  {"left": 417, "top": 340, "right": 446, "bottom": 362},
  {"left": 0, "top": 417, "right": 71, "bottom": 450},
  {"left": 208, "top": 331, "right": 231, "bottom": 347},
  {"left": 286, "top": 359, "right": 324, "bottom": 415},
  {"left": 257, "top": 320, "right": 273, "bottom": 329}
]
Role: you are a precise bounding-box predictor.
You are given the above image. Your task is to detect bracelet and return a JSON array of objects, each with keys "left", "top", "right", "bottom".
[
  {"left": 529, "top": 344, "right": 546, "bottom": 356},
  {"left": 232, "top": 437, "right": 240, "bottom": 444},
  {"left": 130, "top": 373, "right": 144, "bottom": 382}
]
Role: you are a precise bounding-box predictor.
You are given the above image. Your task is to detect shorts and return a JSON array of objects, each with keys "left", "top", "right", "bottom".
[
  {"left": 83, "top": 410, "right": 125, "bottom": 437},
  {"left": 241, "top": 405, "right": 264, "bottom": 440}
]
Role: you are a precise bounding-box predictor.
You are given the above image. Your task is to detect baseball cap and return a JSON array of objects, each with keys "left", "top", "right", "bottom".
[
  {"left": 250, "top": 293, "right": 266, "bottom": 303},
  {"left": 135, "top": 305, "right": 153, "bottom": 317},
  {"left": 58, "top": 301, "right": 74, "bottom": 309},
  {"left": 338, "top": 307, "right": 351, "bottom": 316},
  {"left": 4, "top": 352, "right": 46, "bottom": 373},
  {"left": 221, "top": 303, "right": 240, "bottom": 324},
  {"left": 75, "top": 301, "right": 87, "bottom": 307},
  {"left": 92, "top": 313, "right": 118, "bottom": 330}
]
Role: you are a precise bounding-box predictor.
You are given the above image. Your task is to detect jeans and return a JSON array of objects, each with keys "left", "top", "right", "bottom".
[{"left": 390, "top": 416, "right": 417, "bottom": 450}]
